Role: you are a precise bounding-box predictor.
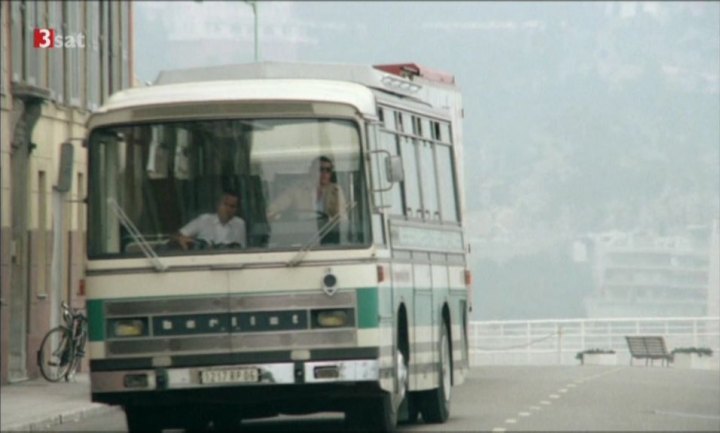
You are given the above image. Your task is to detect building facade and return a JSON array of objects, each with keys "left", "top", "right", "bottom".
[
  {"left": 583, "top": 225, "right": 718, "bottom": 318},
  {"left": 1, "top": 1, "right": 133, "bottom": 384}
]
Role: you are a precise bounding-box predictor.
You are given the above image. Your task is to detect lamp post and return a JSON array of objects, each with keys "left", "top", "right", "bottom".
[
  {"left": 194, "top": 0, "right": 259, "bottom": 62},
  {"left": 244, "top": 1, "right": 259, "bottom": 62}
]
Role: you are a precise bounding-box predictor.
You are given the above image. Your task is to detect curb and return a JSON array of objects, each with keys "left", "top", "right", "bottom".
[{"left": 2, "top": 403, "right": 117, "bottom": 432}]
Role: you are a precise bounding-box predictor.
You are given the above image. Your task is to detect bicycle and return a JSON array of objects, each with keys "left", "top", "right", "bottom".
[{"left": 37, "top": 301, "right": 88, "bottom": 382}]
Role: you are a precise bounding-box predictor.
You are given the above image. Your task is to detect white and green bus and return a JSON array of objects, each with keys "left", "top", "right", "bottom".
[{"left": 85, "top": 62, "right": 472, "bottom": 432}]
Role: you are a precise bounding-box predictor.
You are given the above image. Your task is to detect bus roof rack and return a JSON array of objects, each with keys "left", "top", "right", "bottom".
[{"left": 373, "top": 63, "right": 455, "bottom": 85}]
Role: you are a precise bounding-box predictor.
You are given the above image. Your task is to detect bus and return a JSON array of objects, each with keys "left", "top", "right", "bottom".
[{"left": 84, "top": 61, "right": 472, "bottom": 432}]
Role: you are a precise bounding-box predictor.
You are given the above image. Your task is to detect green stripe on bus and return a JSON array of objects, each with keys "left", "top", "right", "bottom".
[
  {"left": 87, "top": 299, "right": 105, "bottom": 342},
  {"left": 356, "top": 287, "right": 379, "bottom": 328}
]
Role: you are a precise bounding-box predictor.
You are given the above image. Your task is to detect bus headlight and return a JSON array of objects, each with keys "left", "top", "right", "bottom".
[
  {"left": 312, "top": 309, "right": 354, "bottom": 328},
  {"left": 110, "top": 318, "right": 148, "bottom": 338}
]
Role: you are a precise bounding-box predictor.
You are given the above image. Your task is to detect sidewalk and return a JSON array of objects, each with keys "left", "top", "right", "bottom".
[{"left": 1, "top": 373, "right": 115, "bottom": 432}]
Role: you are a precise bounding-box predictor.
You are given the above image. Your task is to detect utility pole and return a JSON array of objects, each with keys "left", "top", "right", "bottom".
[
  {"left": 244, "top": 1, "right": 259, "bottom": 62},
  {"left": 194, "top": 1, "right": 259, "bottom": 62}
]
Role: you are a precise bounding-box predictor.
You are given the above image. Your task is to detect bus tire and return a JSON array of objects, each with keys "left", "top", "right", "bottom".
[
  {"left": 397, "top": 336, "right": 418, "bottom": 424},
  {"left": 419, "top": 324, "right": 451, "bottom": 423},
  {"left": 124, "top": 406, "right": 162, "bottom": 433},
  {"left": 399, "top": 393, "right": 420, "bottom": 425}
]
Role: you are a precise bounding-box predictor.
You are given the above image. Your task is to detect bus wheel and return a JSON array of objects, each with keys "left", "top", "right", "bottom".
[
  {"left": 398, "top": 350, "right": 419, "bottom": 424},
  {"left": 124, "top": 406, "right": 162, "bottom": 433},
  {"left": 419, "top": 324, "right": 451, "bottom": 423}
]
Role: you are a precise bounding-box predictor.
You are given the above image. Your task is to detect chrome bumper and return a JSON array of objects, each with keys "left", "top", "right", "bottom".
[{"left": 91, "top": 359, "right": 380, "bottom": 393}]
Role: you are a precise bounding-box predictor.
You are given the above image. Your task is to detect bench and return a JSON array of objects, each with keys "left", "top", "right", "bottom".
[{"left": 625, "top": 336, "right": 673, "bottom": 367}]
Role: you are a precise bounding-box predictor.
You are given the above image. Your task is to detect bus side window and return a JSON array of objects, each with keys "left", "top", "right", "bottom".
[
  {"left": 383, "top": 107, "right": 395, "bottom": 131},
  {"left": 394, "top": 111, "right": 404, "bottom": 133},
  {"left": 439, "top": 122, "right": 452, "bottom": 144},
  {"left": 418, "top": 141, "right": 439, "bottom": 221},
  {"left": 398, "top": 135, "right": 421, "bottom": 218},
  {"left": 435, "top": 144, "right": 459, "bottom": 222}
]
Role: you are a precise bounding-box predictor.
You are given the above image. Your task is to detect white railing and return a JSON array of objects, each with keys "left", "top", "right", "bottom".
[{"left": 468, "top": 316, "right": 720, "bottom": 366}]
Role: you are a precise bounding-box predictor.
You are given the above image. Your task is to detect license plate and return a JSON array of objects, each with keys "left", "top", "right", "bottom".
[{"left": 200, "top": 368, "right": 259, "bottom": 384}]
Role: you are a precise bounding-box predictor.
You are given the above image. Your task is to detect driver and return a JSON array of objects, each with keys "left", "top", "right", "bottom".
[
  {"left": 266, "top": 156, "right": 347, "bottom": 222},
  {"left": 173, "top": 190, "right": 247, "bottom": 250}
]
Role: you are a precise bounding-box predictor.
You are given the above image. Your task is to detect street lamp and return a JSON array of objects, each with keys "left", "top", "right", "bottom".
[
  {"left": 194, "top": 0, "right": 259, "bottom": 62},
  {"left": 244, "top": 1, "right": 259, "bottom": 62}
]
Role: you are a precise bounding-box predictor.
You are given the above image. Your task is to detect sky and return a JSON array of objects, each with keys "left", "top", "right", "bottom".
[{"left": 134, "top": 1, "right": 720, "bottom": 320}]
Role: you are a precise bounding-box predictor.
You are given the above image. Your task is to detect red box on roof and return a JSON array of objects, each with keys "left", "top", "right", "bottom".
[{"left": 374, "top": 63, "right": 455, "bottom": 85}]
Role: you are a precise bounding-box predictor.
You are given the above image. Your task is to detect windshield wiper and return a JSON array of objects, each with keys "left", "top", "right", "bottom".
[
  {"left": 107, "top": 198, "right": 169, "bottom": 272},
  {"left": 287, "top": 201, "right": 356, "bottom": 267}
]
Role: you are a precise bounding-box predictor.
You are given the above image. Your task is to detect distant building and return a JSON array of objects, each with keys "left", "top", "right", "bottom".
[
  {"left": 1, "top": 1, "right": 133, "bottom": 384},
  {"left": 583, "top": 226, "right": 715, "bottom": 318}
]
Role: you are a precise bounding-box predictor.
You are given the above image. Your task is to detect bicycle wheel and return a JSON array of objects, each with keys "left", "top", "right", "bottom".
[
  {"left": 38, "top": 326, "right": 73, "bottom": 382},
  {"left": 66, "top": 324, "right": 88, "bottom": 381}
]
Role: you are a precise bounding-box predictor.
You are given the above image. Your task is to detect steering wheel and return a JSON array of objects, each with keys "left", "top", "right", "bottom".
[{"left": 191, "top": 239, "right": 211, "bottom": 250}]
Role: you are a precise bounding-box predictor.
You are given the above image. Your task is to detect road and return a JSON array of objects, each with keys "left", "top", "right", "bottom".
[{"left": 45, "top": 366, "right": 720, "bottom": 432}]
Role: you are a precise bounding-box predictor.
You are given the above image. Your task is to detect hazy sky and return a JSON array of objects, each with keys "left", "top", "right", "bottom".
[
  {"left": 134, "top": 2, "right": 720, "bottom": 319},
  {"left": 134, "top": 1, "right": 719, "bottom": 219}
]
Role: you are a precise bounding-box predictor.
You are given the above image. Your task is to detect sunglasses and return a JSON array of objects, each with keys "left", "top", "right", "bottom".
[{"left": 319, "top": 166, "right": 333, "bottom": 173}]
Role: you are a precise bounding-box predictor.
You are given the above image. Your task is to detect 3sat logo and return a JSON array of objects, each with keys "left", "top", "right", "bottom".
[{"left": 34, "top": 28, "right": 85, "bottom": 48}]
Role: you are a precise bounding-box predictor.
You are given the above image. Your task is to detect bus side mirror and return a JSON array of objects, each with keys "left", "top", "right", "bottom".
[{"left": 385, "top": 155, "right": 404, "bottom": 183}]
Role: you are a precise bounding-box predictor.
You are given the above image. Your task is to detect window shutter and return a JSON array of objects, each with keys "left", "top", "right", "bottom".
[
  {"left": 10, "top": 2, "right": 23, "bottom": 83},
  {"left": 86, "top": 1, "right": 100, "bottom": 110},
  {"left": 48, "top": 0, "right": 64, "bottom": 102}
]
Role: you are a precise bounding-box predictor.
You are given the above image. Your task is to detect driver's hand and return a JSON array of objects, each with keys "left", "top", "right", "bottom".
[{"left": 177, "top": 235, "right": 194, "bottom": 250}]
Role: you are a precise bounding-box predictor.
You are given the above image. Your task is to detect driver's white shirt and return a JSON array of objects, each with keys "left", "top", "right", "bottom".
[{"left": 180, "top": 214, "right": 246, "bottom": 247}]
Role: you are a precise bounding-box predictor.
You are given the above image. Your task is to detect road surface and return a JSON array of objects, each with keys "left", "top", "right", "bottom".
[{"left": 45, "top": 365, "right": 720, "bottom": 431}]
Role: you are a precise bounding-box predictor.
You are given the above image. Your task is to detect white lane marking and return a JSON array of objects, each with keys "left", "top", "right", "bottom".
[
  {"left": 581, "top": 366, "right": 625, "bottom": 383},
  {"left": 485, "top": 368, "right": 627, "bottom": 432},
  {"left": 653, "top": 410, "right": 720, "bottom": 421}
]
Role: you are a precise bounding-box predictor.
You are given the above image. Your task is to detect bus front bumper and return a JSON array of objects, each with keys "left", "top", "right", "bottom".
[{"left": 90, "top": 359, "right": 380, "bottom": 393}]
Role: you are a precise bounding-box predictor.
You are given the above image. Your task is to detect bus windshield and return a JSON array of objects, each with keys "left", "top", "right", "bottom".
[{"left": 87, "top": 118, "right": 371, "bottom": 258}]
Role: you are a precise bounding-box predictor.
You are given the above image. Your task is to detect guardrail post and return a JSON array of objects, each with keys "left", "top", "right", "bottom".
[
  {"left": 473, "top": 322, "right": 479, "bottom": 366},
  {"left": 526, "top": 322, "right": 531, "bottom": 365},
  {"left": 557, "top": 325, "right": 563, "bottom": 365}
]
